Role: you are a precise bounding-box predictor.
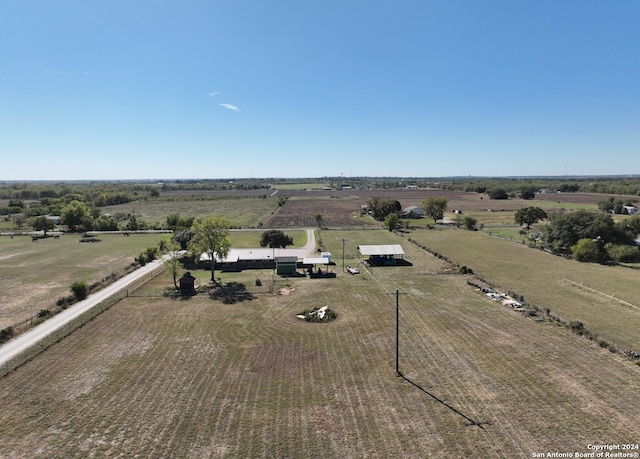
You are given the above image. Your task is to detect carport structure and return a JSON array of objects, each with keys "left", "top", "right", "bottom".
[
  {"left": 358, "top": 244, "right": 405, "bottom": 266},
  {"left": 302, "top": 257, "right": 334, "bottom": 278}
]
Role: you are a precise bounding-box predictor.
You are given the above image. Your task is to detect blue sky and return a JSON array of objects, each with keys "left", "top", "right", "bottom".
[{"left": 1, "top": 1, "right": 639, "bottom": 180}]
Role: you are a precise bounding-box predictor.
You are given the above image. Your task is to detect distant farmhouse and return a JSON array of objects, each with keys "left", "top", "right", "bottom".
[{"left": 401, "top": 205, "right": 424, "bottom": 219}]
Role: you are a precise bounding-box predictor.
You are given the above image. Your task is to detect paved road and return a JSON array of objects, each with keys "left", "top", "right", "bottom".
[{"left": 0, "top": 256, "right": 167, "bottom": 371}]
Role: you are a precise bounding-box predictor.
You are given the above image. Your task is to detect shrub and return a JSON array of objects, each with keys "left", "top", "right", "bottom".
[
  {"left": 144, "top": 246, "right": 159, "bottom": 262},
  {"left": 607, "top": 244, "right": 640, "bottom": 263},
  {"left": 0, "top": 326, "right": 14, "bottom": 343},
  {"left": 70, "top": 281, "right": 89, "bottom": 300}
]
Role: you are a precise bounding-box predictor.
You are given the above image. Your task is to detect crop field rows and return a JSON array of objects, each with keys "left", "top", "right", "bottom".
[{"left": 2, "top": 228, "right": 640, "bottom": 457}]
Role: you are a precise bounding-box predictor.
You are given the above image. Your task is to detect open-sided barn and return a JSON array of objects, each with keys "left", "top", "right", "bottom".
[{"left": 358, "top": 244, "right": 405, "bottom": 265}]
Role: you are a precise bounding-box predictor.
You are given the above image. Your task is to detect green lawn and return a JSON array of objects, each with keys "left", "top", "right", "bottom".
[{"left": 230, "top": 229, "right": 308, "bottom": 248}]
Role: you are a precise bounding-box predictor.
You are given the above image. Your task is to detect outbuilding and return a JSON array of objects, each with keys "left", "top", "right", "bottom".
[
  {"left": 358, "top": 244, "right": 405, "bottom": 265},
  {"left": 179, "top": 272, "right": 197, "bottom": 295}
]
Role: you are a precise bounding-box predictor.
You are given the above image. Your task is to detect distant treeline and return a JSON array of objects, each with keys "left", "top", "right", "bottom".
[{"left": 2, "top": 176, "right": 640, "bottom": 209}]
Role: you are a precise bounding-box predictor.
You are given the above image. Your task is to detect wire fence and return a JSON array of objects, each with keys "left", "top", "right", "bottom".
[{"left": 1, "top": 266, "right": 166, "bottom": 378}]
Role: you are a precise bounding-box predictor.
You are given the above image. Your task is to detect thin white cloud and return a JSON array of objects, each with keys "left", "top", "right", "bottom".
[
  {"left": 219, "top": 103, "right": 239, "bottom": 112},
  {"left": 208, "top": 91, "right": 221, "bottom": 97}
]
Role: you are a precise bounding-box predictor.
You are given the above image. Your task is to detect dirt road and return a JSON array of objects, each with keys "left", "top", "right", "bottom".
[{"left": 0, "top": 256, "right": 167, "bottom": 373}]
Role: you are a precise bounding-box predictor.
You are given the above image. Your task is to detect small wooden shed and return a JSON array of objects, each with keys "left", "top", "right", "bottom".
[{"left": 179, "top": 272, "right": 197, "bottom": 295}]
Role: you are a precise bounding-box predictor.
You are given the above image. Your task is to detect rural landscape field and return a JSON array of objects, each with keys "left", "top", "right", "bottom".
[{"left": 1, "top": 179, "right": 640, "bottom": 458}]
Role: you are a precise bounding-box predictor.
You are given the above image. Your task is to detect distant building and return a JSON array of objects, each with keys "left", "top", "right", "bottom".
[
  {"left": 358, "top": 244, "right": 405, "bottom": 265},
  {"left": 401, "top": 206, "right": 424, "bottom": 219}
]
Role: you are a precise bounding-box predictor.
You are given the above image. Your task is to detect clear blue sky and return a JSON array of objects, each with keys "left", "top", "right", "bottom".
[{"left": 1, "top": 1, "right": 639, "bottom": 180}]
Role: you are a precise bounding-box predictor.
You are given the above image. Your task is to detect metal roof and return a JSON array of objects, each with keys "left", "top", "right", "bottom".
[
  {"left": 303, "top": 257, "right": 330, "bottom": 265},
  {"left": 358, "top": 244, "right": 405, "bottom": 256},
  {"left": 200, "top": 248, "right": 311, "bottom": 263}
]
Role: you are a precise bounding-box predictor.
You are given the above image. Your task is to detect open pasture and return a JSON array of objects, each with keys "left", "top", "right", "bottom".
[
  {"left": 1, "top": 228, "right": 640, "bottom": 457},
  {"left": 102, "top": 194, "right": 280, "bottom": 228},
  {"left": 406, "top": 227, "right": 640, "bottom": 353},
  {"left": 0, "top": 232, "right": 169, "bottom": 330}
]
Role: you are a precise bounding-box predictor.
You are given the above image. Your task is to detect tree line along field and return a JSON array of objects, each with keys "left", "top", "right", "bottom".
[{"left": 1, "top": 227, "right": 640, "bottom": 457}]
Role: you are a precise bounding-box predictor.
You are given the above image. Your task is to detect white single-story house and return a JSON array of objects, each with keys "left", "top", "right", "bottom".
[{"left": 200, "top": 247, "right": 331, "bottom": 274}]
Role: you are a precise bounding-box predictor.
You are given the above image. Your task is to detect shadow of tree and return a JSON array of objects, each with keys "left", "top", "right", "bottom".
[{"left": 208, "top": 281, "right": 256, "bottom": 304}]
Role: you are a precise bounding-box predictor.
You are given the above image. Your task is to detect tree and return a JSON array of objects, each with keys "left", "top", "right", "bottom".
[
  {"left": 31, "top": 216, "right": 55, "bottom": 236},
  {"left": 542, "top": 210, "right": 625, "bottom": 252},
  {"left": 94, "top": 214, "right": 119, "bottom": 231},
  {"left": 61, "top": 200, "right": 92, "bottom": 232},
  {"left": 367, "top": 197, "right": 401, "bottom": 221},
  {"left": 421, "top": 197, "right": 448, "bottom": 223},
  {"left": 488, "top": 188, "right": 509, "bottom": 200},
  {"left": 260, "top": 230, "right": 293, "bottom": 248},
  {"left": 315, "top": 213, "right": 323, "bottom": 228},
  {"left": 188, "top": 215, "right": 231, "bottom": 283},
  {"left": 572, "top": 238, "right": 608, "bottom": 264},
  {"left": 163, "top": 244, "right": 183, "bottom": 289},
  {"left": 514, "top": 207, "right": 548, "bottom": 229},
  {"left": 174, "top": 228, "right": 194, "bottom": 250},
  {"left": 519, "top": 188, "right": 536, "bottom": 200},
  {"left": 70, "top": 281, "right": 89, "bottom": 300},
  {"left": 384, "top": 213, "right": 400, "bottom": 231},
  {"left": 463, "top": 216, "right": 478, "bottom": 231}
]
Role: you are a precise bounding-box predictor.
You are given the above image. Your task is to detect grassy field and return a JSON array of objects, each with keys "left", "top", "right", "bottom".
[
  {"left": 102, "top": 195, "right": 280, "bottom": 228},
  {"left": 0, "top": 232, "right": 169, "bottom": 330},
  {"left": 1, "top": 228, "right": 640, "bottom": 457},
  {"left": 405, "top": 227, "right": 640, "bottom": 353},
  {"left": 229, "top": 229, "right": 308, "bottom": 248}
]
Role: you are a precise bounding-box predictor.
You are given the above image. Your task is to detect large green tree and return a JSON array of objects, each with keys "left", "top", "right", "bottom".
[
  {"left": 189, "top": 215, "right": 231, "bottom": 283},
  {"left": 384, "top": 213, "right": 400, "bottom": 231},
  {"left": 61, "top": 200, "right": 92, "bottom": 232},
  {"left": 572, "top": 238, "right": 609, "bottom": 264},
  {"left": 421, "top": 197, "right": 448, "bottom": 223},
  {"left": 31, "top": 215, "right": 55, "bottom": 236},
  {"left": 514, "top": 207, "right": 547, "bottom": 229},
  {"left": 543, "top": 210, "right": 627, "bottom": 252},
  {"left": 260, "top": 230, "right": 293, "bottom": 248},
  {"left": 367, "top": 197, "right": 401, "bottom": 221}
]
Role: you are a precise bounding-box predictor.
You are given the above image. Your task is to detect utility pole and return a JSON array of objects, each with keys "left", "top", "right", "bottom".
[
  {"left": 391, "top": 289, "right": 406, "bottom": 377},
  {"left": 395, "top": 289, "right": 401, "bottom": 376},
  {"left": 341, "top": 238, "right": 348, "bottom": 272}
]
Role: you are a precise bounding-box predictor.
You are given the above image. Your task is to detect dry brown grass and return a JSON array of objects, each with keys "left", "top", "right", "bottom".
[{"left": 1, "top": 229, "right": 640, "bottom": 457}]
